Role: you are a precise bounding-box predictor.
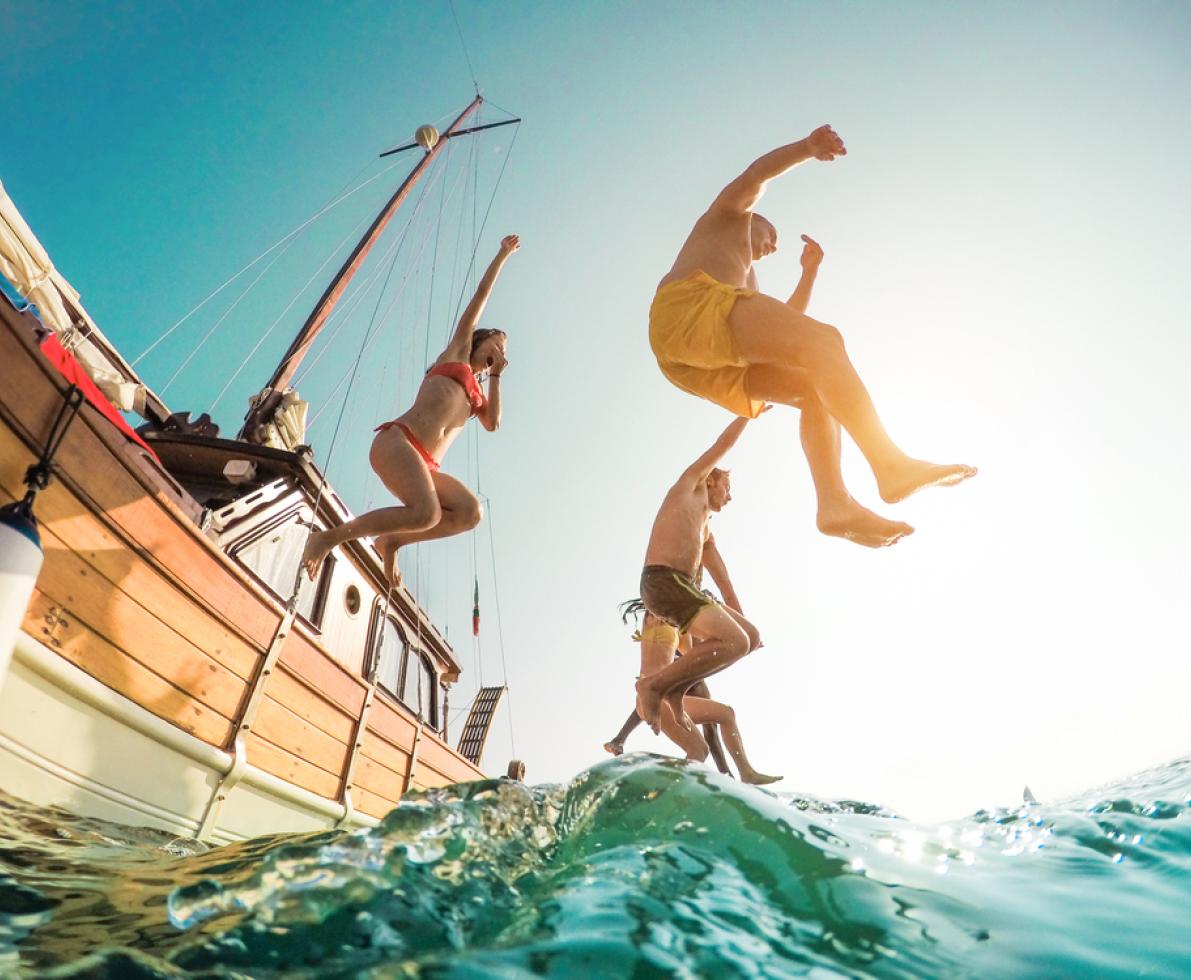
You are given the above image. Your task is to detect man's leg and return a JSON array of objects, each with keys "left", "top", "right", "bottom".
[
  {"left": 747, "top": 365, "right": 913, "bottom": 547},
  {"left": 684, "top": 696, "right": 781, "bottom": 786},
  {"left": 635, "top": 604, "right": 751, "bottom": 734},
  {"left": 659, "top": 701, "right": 711, "bottom": 762},
  {"left": 729, "top": 294, "right": 975, "bottom": 502},
  {"left": 603, "top": 709, "right": 642, "bottom": 756}
]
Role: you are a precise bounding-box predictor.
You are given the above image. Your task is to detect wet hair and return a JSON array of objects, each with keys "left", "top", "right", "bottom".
[
  {"left": 751, "top": 212, "right": 775, "bottom": 233},
  {"left": 707, "top": 467, "right": 730, "bottom": 484},
  {"left": 470, "top": 327, "right": 506, "bottom": 356},
  {"left": 619, "top": 597, "right": 646, "bottom": 625}
]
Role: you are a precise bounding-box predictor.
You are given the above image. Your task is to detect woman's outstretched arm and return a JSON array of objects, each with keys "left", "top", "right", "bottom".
[{"left": 438, "top": 234, "right": 520, "bottom": 364}]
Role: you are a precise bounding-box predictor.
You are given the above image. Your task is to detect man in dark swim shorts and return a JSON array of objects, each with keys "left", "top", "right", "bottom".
[{"left": 632, "top": 415, "right": 780, "bottom": 784}]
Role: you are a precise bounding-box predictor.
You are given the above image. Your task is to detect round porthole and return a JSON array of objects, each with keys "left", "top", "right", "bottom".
[{"left": 344, "top": 585, "right": 361, "bottom": 616}]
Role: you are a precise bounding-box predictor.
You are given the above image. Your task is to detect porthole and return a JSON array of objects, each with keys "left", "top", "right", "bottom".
[{"left": 344, "top": 584, "right": 361, "bottom": 617}]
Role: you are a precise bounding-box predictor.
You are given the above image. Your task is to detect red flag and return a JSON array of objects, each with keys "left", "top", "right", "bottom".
[{"left": 472, "top": 577, "right": 480, "bottom": 636}]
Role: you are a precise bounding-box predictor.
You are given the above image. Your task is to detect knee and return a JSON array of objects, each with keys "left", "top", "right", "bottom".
[
  {"left": 741, "top": 623, "right": 762, "bottom": 652},
  {"left": 460, "top": 498, "right": 484, "bottom": 530},
  {"left": 407, "top": 498, "right": 442, "bottom": 531},
  {"left": 724, "top": 631, "right": 751, "bottom": 660},
  {"left": 805, "top": 322, "right": 845, "bottom": 362},
  {"left": 818, "top": 322, "right": 845, "bottom": 348},
  {"left": 688, "top": 743, "right": 709, "bottom": 763}
]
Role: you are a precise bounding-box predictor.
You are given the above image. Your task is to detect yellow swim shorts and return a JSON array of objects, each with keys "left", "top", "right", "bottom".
[{"left": 648, "top": 270, "right": 764, "bottom": 419}]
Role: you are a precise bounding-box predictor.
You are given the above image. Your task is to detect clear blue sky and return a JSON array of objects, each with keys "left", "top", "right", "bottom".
[{"left": 4, "top": 1, "right": 1191, "bottom": 819}]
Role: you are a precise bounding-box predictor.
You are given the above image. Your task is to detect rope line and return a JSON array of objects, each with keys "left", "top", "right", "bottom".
[
  {"left": 207, "top": 203, "right": 380, "bottom": 416},
  {"left": 446, "top": 0, "right": 479, "bottom": 93},
  {"left": 449, "top": 120, "right": 521, "bottom": 327},
  {"left": 133, "top": 158, "right": 404, "bottom": 366}
]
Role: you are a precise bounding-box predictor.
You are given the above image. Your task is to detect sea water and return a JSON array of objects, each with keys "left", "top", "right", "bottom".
[{"left": 2, "top": 753, "right": 1190, "bottom": 977}]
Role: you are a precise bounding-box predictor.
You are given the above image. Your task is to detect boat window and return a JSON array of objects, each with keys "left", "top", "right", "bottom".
[
  {"left": 230, "top": 514, "right": 323, "bottom": 623},
  {"left": 369, "top": 615, "right": 439, "bottom": 729},
  {"left": 372, "top": 616, "right": 409, "bottom": 700},
  {"left": 408, "top": 652, "right": 439, "bottom": 730}
]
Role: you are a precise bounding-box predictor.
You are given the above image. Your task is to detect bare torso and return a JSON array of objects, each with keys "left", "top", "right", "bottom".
[
  {"left": 643, "top": 481, "right": 711, "bottom": 578},
  {"left": 658, "top": 209, "right": 757, "bottom": 291},
  {"left": 394, "top": 370, "right": 474, "bottom": 460}
]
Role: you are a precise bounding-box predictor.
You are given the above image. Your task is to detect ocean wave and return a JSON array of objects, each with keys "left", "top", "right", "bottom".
[{"left": 3, "top": 753, "right": 1191, "bottom": 977}]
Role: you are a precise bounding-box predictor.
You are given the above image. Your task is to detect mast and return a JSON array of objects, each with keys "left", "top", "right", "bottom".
[{"left": 240, "top": 95, "right": 484, "bottom": 443}]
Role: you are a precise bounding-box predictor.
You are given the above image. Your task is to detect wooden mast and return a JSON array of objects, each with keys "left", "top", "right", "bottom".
[{"left": 240, "top": 95, "right": 483, "bottom": 442}]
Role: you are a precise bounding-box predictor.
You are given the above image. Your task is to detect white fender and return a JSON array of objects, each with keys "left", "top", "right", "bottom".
[{"left": 0, "top": 503, "right": 43, "bottom": 693}]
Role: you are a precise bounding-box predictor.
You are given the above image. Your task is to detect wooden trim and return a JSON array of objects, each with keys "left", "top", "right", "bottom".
[{"left": 22, "top": 590, "right": 233, "bottom": 746}]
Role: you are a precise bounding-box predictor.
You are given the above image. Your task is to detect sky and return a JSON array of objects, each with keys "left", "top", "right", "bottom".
[{"left": 4, "top": 0, "right": 1191, "bottom": 821}]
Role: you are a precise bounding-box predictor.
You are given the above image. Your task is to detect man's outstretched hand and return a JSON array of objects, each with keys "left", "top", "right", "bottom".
[
  {"left": 806, "top": 125, "right": 846, "bottom": 161},
  {"left": 799, "top": 234, "right": 824, "bottom": 271}
]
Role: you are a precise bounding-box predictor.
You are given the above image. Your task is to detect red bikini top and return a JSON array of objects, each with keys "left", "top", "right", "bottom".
[{"left": 428, "top": 361, "right": 486, "bottom": 415}]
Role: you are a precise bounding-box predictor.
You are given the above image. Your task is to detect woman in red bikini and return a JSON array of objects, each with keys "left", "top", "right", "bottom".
[{"left": 302, "top": 234, "right": 520, "bottom": 586}]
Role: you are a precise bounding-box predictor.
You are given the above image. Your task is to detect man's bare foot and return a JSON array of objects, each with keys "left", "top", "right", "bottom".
[
  {"left": 374, "top": 534, "right": 403, "bottom": 588},
  {"left": 603, "top": 741, "right": 624, "bottom": 757},
  {"left": 300, "top": 530, "right": 332, "bottom": 581},
  {"left": 741, "top": 770, "right": 783, "bottom": 786},
  {"left": 878, "top": 459, "right": 977, "bottom": 504},
  {"left": 635, "top": 677, "right": 662, "bottom": 734},
  {"left": 817, "top": 499, "right": 914, "bottom": 549}
]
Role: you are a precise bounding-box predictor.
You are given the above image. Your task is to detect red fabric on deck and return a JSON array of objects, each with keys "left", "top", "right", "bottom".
[{"left": 39, "top": 334, "right": 160, "bottom": 462}]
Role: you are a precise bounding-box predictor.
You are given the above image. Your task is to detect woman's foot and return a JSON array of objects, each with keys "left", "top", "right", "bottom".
[
  {"left": 817, "top": 498, "right": 914, "bottom": 548},
  {"left": 374, "top": 534, "right": 403, "bottom": 588},
  {"left": 603, "top": 740, "right": 624, "bottom": 757},
  {"left": 878, "top": 458, "right": 977, "bottom": 504},
  {"left": 741, "top": 769, "right": 783, "bottom": 786}
]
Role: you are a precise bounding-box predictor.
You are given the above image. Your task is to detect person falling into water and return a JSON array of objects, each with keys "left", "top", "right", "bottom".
[
  {"left": 605, "top": 521, "right": 756, "bottom": 776},
  {"left": 604, "top": 580, "right": 765, "bottom": 782},
  {"left": 302, "top": 235, "right": 520, "bottom": 585},
  {"left": 633, "top": 415, "right": 780, "bottom": 786},
  {"left": 649, "top": 125, "right": 975, "bottom": 546},
  {"left": 603, "top": 597, "right": 732, "bottom": 774}
]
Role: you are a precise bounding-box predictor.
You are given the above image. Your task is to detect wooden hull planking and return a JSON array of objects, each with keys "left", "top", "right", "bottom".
[{"left": 0, "top": 300, "right": 484, "bottom": 840}]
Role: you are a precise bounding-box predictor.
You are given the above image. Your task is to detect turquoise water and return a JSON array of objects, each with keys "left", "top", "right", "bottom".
[{"left": 2, "top": 754, "right": 1190, "bottom": 977}]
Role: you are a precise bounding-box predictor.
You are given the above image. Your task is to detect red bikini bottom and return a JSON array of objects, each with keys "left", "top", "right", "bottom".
[{"left": 375, "top": 420, "right": 440, "bottom": 473}]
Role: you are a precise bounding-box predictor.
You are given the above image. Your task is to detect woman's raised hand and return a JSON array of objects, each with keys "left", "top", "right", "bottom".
[{"left": 500, "top": 234, "right": 521, "bottom": 255}]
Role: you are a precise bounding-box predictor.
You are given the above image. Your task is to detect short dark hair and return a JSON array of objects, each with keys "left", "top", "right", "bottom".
[{"left": 708, "top": 467, "right": 730, "bottom": 483}]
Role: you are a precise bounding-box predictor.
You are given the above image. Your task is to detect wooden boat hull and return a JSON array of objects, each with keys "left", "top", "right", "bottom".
[{"left": 0, "top": 299, "right": 484, "bottom": 841}]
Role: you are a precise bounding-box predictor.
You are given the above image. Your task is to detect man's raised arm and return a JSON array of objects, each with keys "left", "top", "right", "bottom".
[
  {"left": 710, "top": 125, "right": 846, "bottom": 216},
  {"left": 680, "top": 416, "right": 752, "bottom": 486}
]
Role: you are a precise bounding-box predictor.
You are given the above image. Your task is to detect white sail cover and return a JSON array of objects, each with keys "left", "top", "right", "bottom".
[{"left": 0, "top": 178, "right": 157, "bottom": 416}]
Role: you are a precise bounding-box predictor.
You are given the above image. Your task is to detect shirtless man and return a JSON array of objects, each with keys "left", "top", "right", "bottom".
[
  {"left": 633, "top": 415, "right": 781, "bottom": 781},
  {"left": 649, "top": 125, "right": 975, "bottom": 546}
]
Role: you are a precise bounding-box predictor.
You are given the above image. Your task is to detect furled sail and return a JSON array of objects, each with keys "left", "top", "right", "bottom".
[{"left": 0, "top": 178, "right": 166, "bottom": 420}]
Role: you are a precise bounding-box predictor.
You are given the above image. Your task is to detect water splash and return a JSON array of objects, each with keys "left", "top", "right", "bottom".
[{"left": 2, "top": 754, "right": 1190, "bottom": 976}]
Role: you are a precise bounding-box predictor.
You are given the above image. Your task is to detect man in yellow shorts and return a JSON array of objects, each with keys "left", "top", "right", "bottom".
[{"left": 650, "top": 124, "right": 975, "bottom": 547}]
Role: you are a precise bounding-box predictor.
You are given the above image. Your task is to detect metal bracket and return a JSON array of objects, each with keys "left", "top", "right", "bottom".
[
  {"left": 196, "top": 603, "right": 297, "bottom": 841},
  {"left": 335, "top": 680, "right": 377, "bottom": 829}
]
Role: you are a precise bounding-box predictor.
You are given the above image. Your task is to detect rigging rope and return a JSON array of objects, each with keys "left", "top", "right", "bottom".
[
  {"left": 446, "top": 0, "right": 480, "bottom": 94},
  {"left": 207, "top": 203, "right": 380, "bottom": 415},
  {"left": 133, "top": 157, "right": 405, "bottom": 367}
]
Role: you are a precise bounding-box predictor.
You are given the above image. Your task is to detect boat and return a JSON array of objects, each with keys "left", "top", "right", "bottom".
[{"left": 0, "top": 95, "right": 518, "bottom": 844}]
